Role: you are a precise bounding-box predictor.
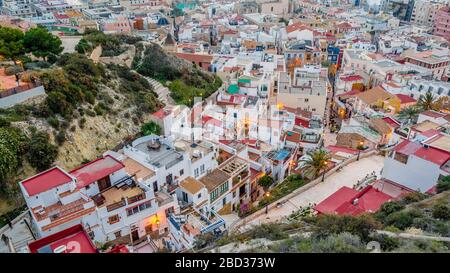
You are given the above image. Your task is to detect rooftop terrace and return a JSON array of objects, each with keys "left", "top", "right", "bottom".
[{"left": 135, "top": 139, "right": 184, "bottom": 169}]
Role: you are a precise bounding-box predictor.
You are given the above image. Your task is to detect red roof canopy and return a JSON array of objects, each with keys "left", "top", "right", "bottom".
[
  {"left": 396, "top": 94, "right": 417, "bottom": 104},
  {"left": 315, "top": 186, "right": 393, "bottom": 216},
  {"left": 70, "top": 155, "right": 124, "bottom": 189},
  {"left": 21, "top": 167, "right": 73, "bottom": 196},
  {"left": 28, "top": 224, "right": 97, "bottom": 253}
]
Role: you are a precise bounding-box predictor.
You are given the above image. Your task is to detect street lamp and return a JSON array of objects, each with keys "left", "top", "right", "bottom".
[
  {"left": 357, "top": 141, "right": 364, "bottom": 161},
  {"left": 321, "top": 161, "right": 328, "bottom": 182},
  {"left": 265, "top": 191, "right": 270, "bottom": 214}
]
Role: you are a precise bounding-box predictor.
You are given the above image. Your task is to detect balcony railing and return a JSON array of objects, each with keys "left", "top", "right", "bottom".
[
  {"left": 127, "top": 193, "right": 145, "bottom": 205},
  {"left": 106, "top": 199, "right": 127, "bottom": 212}
]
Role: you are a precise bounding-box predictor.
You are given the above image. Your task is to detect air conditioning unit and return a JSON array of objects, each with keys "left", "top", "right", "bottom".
[{"left": 35, "top": 208, "right": 45, "bottom": 216}]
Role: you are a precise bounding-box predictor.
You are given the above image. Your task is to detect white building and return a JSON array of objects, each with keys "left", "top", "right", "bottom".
[{"left": 381, "top": 133, "right": 450, "bottom": 193}]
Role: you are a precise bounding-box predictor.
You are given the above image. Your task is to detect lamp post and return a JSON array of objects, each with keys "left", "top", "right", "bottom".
[
  {"left": 357, "top": 141, "right": 364, "bottom": 161},
  {"left": 321, "top": 161, "right": 328, "bottom": 182},
  {"left": 265, "top": 191, "right": 270, "bottom": 214}
]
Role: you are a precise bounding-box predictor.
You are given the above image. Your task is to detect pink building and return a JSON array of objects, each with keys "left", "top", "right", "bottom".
[
  {"left": 434, "top": 6, "right": 450, "bottom": 41},
  {"left": 102, "top": 17, "right": 132, "bottom": 34}
]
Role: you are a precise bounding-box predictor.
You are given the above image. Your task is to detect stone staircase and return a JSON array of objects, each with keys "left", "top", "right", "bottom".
[{"left": 144, "top": 77, "right": 175, "bottom": 106}]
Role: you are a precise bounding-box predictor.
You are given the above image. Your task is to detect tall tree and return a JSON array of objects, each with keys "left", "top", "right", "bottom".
[
  {"left": 397, "top": 105, "right": 420, "bottom": 123},
  {"left": 417, "top": 91, "right": 440, "bottom": 111},
  {"left": 257, "top": 175, "right": 274, "bottom": 189},
  {"left": 0, "top": 27, "right": 25, "bottom": 61},
  {"left": 27, "top": 130, "right": 58, "bottom": 171},
  {"left": 299, "top": 149, "right": 331, "bottom": 180},
  {"left": 23, "top": 27, "right": 63, "bottom": 61}
]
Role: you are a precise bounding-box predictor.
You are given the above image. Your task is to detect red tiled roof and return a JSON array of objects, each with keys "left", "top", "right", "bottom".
[
  {"left": 295, "top": 116, "right": 309, "bottom": 128},
  {"left": 337, "top": 22, "right": 353, "bottom": 29},
  {"left": 396, "top": 94, "right": 417, "bottom": 104},
  {"left": 28, "top": 224, "right": 97, "bottom": 253},
  {"left": 339, "top": 89, "right": 361, "bottom": 97},
  {"left": 421, "top": 110, "right": 446, "bottom": 119},
  {"left": 339, "top": 75, "right": 363, "bottom": 82},
  {"left": 413, "top": 146, "right": 450, "bottom": 166},
  {"left": 202, "top": 115, "right": 222, "bottom": 127},
  {"left": 21, "top": 167, "right": 73, "bottom": 196},
  {"left": 382, "top": 117, "right": 400, "bottom": 128},
  {"left": 284, "top": 131, "right": 301, "bottom": 143},
  {"left": 152, "top": 108, "right": 171, "bottom": 119},
  {"left": 393, "top": 140, "right": 421, "bottom": 155},
  {"left": 105, "top": 245, "right": 129, "bottom": 253},
  {"left": 174, "top": 52, "right": 213, "bottom": 64},
  {"left": 326, "top": 145, "right": 359, "bottom": 155},
  {"left": 420, "top": 129, "right": 441, "bottom": 138},
  {"left": 314, "top": 186, "right": 358, "bottom": 214},
  {"left": 70, "top": 155, "right": 124, "bottom": 189},
  {"left": 315, "top": 186, "right": 393, "bottom": 216},
  {"left": 286, "top": 22, "right": 312, "bottom": 33}
]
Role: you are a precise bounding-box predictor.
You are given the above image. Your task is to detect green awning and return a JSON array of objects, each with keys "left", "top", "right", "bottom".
[
  {"left": 238, "top": 78, "right": 251, "bottom": 84},
  {"left": 227, "top": 84, "right": 239, "bottom": 94}
]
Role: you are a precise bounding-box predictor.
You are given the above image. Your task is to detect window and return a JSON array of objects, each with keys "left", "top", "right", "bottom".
[
  {"left": 197, "top": 193, "right": 202, "bottom": 199},
  {"left": 233, "top": 191, "right": 236, "bottom": 198},
  {"left": 194, "top": 168, "right": 199, "bottom": 177},
  {"left": 394, "top": 152, "right": 408, "bottom": 164},
  {"left": 166, "top": 174, "right": 173, "bottom": 184},
  {"left": 85, "top": 185, "right": 90, "bottom": 190},
  {"left": 114, "top": 231, "right": 121, "bottom": 238},
  {"left": 108, "top": 215, "right": 120, "bottom": 224},
  {"left": 222, "top": 197, "right": 227, "bottom": 206},
  {"left": 180, "top": 169, "right": 184, "bottom": 176},
  {"left": 127, "top": 201, "right": 152, "bottom": 217},
  {"left": 304, "top": 98, "right": 309, "bottom": 102},
  {"left": 200, "top": 164, "right": 205, "bottom": 174}
]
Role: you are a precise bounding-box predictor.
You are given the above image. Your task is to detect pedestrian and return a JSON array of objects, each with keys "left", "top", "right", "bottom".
[{"left": 15, "top": 73, "right": 20, "bottom": 86}]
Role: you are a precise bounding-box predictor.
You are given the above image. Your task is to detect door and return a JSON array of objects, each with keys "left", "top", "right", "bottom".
[
  {"left": 97, "top": 176, "right": 111, "bottom": 191},
  {"left": 182, "top": 192, "right": 188, "bottom": 203},
  {"left": 131, "top": 229, "right": 139, "bottom": 242},
  {"left": 153, "top": 181, "right": 158, "bottom": 192}
]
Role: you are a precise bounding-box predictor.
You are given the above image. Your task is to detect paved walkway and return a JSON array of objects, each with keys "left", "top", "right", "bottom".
[{"left": 239, "top": 155, "right": 385, "bottom": 231}]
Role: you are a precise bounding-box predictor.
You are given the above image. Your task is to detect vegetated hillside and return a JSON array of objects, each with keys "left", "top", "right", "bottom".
[
  {"left": 75, "top": 29, "right": 142, "bottom": 57},
  {"left": 133, "top": 43, "right": 223, "bottom": 106},
  {"left": 198, "top": 182, "right": 450, "bottom": 253},
  {"left": 0, "top": 52, "right": 162, "bottom": 212}
]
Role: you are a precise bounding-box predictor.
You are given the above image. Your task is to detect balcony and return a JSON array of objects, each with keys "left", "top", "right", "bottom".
[
  {"left": 106, "top": 199, "right": 127, "bottom": 212},
  {"left": 93, "top": 176, "right": 147, "bottom": 212}
]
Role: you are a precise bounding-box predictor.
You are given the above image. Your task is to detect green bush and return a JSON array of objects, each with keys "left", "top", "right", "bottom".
[
  {"left": 432, "top": 203, "right": 450, "bottom": 220},
  {"left": 4, "top": 65, "right": 23, "bottom": 76},
  {"left": 385, "top": 209, "right": 422, "bottom": 230},
  {"left": 437, "top": 175, "right": 450, "bottom": 193},
  {"left": 47, "top": 116, "right": 60, "bottom": 129},
  {"left": 258, "top": 174, "right": 306, "bottom": 208},
  {"left": 27, "top": 130, "right": 58, "bottom": 171},
  {"left": 257, "top": 175, "right": 274, "bottom": 188},
  {"left": 55, "top": 130, "right": 66, "bottom": 145},
  {"left": 0, "top": 117, "right": 11, "bottom": 127},
  {"left": 311, "top": 214, "right": 381, "bottom": 243},
  {"left": 141, "top": 121, "right": 161, "bottom": 136},
  {"left": 370, "top": 233, "right": 400, "bottom": 251},
  {"left": 375, "top": 201, "right": 405, "bottom": 222}
]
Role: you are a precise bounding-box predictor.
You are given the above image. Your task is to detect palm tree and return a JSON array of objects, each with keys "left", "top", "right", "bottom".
[
  {"left": 397, "top": 106, "right": 420, "bottom": 123},
  {"left": 299, "top": 149, "right": 331, "bottom": 181},
  {"left": 417, "top": 91, "right": 440, "bottom": 111}
]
